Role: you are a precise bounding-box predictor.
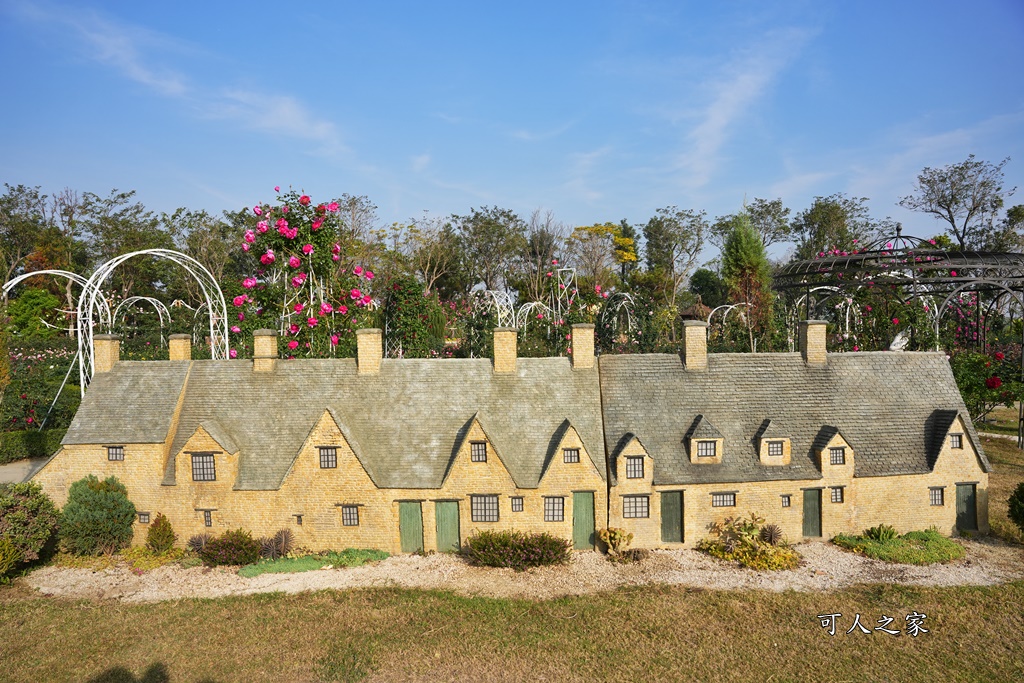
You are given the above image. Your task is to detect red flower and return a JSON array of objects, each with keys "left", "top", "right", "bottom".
[
  {"left": 995, "top": 352, "right": 1005, "bottom": 361},
  {"left": 986, "top": 376, "right": 1002, "bottom": 389},
  {"left": 299, "top": 195, "right": 311, "bottom": 206}
]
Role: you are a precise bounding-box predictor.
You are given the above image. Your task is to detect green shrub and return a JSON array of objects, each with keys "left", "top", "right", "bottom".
[
  {"left": 1009, "top": 482, "right": 1024, "bottom": 535},
  {"left": 199, "top": 529, "right": 260, "bottom": 566},
  {"left": 864, "top": 524, "right": 899, "bottom": 542},
  {"left": 0, "top": 481, "right": 60, "bottom": 563},
  {"left": 832, "top": 528, "right": 965, "bottom": 565},
  {"left": 0, "top": 537, "right": 22, "bottom": 581},
  {"left": 60, "top": 475, "right": 137, "bottom": 555},
  {"left": 0, "top": 429, "right": 67, "bottom": 465},
  {"left": 461, "top": 530, "right": 572, "bottom": 571},
  {"left": 238, "top": 548, "right": 389, "bottom": 577},
  {"left": 145, "top": 513, "right": 177, "bottom": 553},
  {"left": 696, "top": 513, "right": 801, "bottom": 571}
]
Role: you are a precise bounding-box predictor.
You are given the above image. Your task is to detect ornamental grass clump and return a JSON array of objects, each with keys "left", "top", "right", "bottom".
[
  {"left": 461, "top": 530, "right": 572, "bottom": 571},
  {"left": 60, "top": 475, "right": 136, "bottom": 556},
  {"left": 697, "top": 512, "right": 800, "bottom": 571},
  {"left": 199, "top": 529, "right": 261, "bottom": 567}
]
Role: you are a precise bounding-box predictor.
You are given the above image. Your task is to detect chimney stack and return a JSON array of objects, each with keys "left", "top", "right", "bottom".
[
  {"left": 493, "top": 327, "right": 518, "bottom": 374},
  {"left": 356, "top": 328, "right": 383, "bottom": 374},
  {"left": 253, "top": 329, "right": 278, "bottom": 372},
  {"left": 799, "top": 320, "right": 828, "bottom": 366},
  {"left": 682, "top": 320, "right": 708, "bottom": 371},
  {"left": 168, "top": 334, "right": 191, "bottom": 361},
  {"left": 93, "top": 334, "right": 121, "bottom": 373},
  {"left": 571, "top": 324, "right": 595, "bottom": 369}
]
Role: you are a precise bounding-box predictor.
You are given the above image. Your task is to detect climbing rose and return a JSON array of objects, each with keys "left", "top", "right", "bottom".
[
  {"left": 320, "top": 302, "right": 333, "bottom": 315},
  {"left": 229, "top": 349, "right": 238, "bottom": 359},
  {"left": 232, "top": 295, "right": 246, "bottom": 307},
  {"left": 253, "top": 206, "right": 262, "bottom": 215},
  {"left": 287, "top": 340, "right": 299, "bottom": 350},
  {"left": 353, "top": 265, "right": 364, "bottom": 276},
  {"left": 299, "top": 195, "right": 311, "bottom": 205},
  {"left": 892, "top": 317, "right": 899, "bottom": 325},
  {"left": 261, "top": 250, "right": 275, "bottom": 265},
  {"left": 350, "top": 288, "right": 362, "bottom": 299},
  {"left": 276, "top": 218, "right": 288, "bottom": 229},
  {"left": 995, "top": 352, "right": 1005, "bottom": 361},
  {"left": 242, "top": 244, "right": 250, "bottom": 252},
  {"left": 293, "top": 302, "right": 304, "bottom": 312},
  {"left": 312, "top": 217, "right": 324, "bottom": 230},
  {"left": 986, "top": 376, "right": 1002, "bottom": 389},
  {"left": 331, "top": 334, "right": 339, "bottom": 346},
  {"left": 274, "top": 186, "right": 280, "bottom": 192},
  {"left": 360, "top": 295, "right": 372, "bottom": 306},
  {"left": 230, "top": 325, "right": 241, "bottom": 333},
  {"left": 244, "top": 230, "right": 255, "bottom": 243},
  {"left": 328, "top": 202, "right": 339, "bottom": 212},
  {"left": 302, "top": 244, "right": 314, "bottom": 255},
  {"left": 365, "top": 270, "right": 374, "bottom": 280},
  {"left": 257, "top": 220, "right": 268, "bottom": 233},
  {"left": 338, "top": 304, "right": 348, "bottom": 315},
  {"left": 242, "top": 277, "right": 257, "bottom": 289},
  {"left": 288, "top": 256, "right": 301, "bottom": 268},
  {"left": 331, "top": 243, "right": 341, "bottom": 254},
  {"left": 307, "top": 317, "right": 318, "bottom": 327}
]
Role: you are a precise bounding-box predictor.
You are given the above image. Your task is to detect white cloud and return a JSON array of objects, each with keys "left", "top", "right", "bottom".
[
  {"left": 214, "top": 90, "right": 341, "bottom": 148},
  {"left": 411, "top": 154, "right": 431, "bottom": 172},
  {"left": 510, "top": 121, "right": 575, "bottom": 142},
  {"left": 562, "top": 147, "right": 612, "bottom": 202}
]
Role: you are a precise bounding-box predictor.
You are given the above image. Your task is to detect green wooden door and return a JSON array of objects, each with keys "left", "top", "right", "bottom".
[
  {"left": 435, "top": 501, "right": 460, "bottom": 552},
  {"left": 572, "top": 492, "right": 595, "bottom": 550},
  {"left": 399, "top": 501, "right": 424, "bottom": 553},
  {"left": 661, "top": 491, "right": 683, "bottom": 543},
  {"left": 956, "top": 484, "right": 978, "bottom": 531},
  {"left": 802, "top": 489, "right": 822, "bottom": 537}
]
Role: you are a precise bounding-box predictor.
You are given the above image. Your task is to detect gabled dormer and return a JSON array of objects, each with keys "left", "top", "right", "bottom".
[
  {"left": 757, "top": 419, "right": 791, "bottom": 466},
  {"left": 173, "top": 420, "right": 240, "bottom": 488},
  {"left": 538, "top": 419, "right": 604, "bottom": 485},
  {"left": 442, "top": 412, "right": 517, "bottom": 488},
  {"left": 687, "top": 415, "right": 723, "bottom": 464},
  {"left": 812, "top": 426, "right": 854, "bottom": 474}
]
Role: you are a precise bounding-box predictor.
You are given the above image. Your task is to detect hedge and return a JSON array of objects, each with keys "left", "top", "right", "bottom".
[{"left": 0, "top": 429, "right": 66, "bottom": 465}]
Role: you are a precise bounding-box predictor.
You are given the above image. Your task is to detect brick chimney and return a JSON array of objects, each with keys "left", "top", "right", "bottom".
[
  {"left": 93, "top": 334, "right": 120, "bottom": 374},
  {"left": 168, "top": 334, "right": 191, "bottom": 361},
  {"left": 253, "top": 329, "right": 278, "bottom": 372},
  {"left": 682, "top": 320, "right": 708, "bottom": 371},
  {"left": 356, "top": 328, "right": 383, "bottom": 375},
  {"left": 493, "top": 327, "right": 518, "bottom": 374},
  {"left": 571, "top": 323, "right": 595, "bottom": 369},
  {"left": 799, "top": 320, "right": 828, "bottom": 366}
]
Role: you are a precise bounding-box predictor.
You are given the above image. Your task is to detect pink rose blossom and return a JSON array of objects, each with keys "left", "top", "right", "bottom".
[
  {"left": 892, "top": 317, "right": 899, "bottom": 325},
  {"left": 328, "top": 202, "right": 339, "bottom": 212},
  {"left": 276, "top": 218, "right": 288, "bottom": 229},
  {"left": 238, "top": 312, "right": 245, "bottom": 321},
  {"left": 338, "top": 304, "right": 348, "bottom": 315},
  {"left": 253, "top": 206, "right": 262, "bottom": 216},
  {"left": 853, "top": 345, "right": 859, "bottom": 351},
  {"left": 332, "top": 243, "right": 341, "bottom": 254},
  {"left": 257, "top": 221, "right": 268, "bottom": 233},
  {"left": 294, "top": 302, "right": 304, "bottom": 313},
  {"left": 274, "top": 186, "right": 280, "bottom": 192},
  {"left": 302, "top": 244, "right": 314, "bottom": 255},
  {"left": 331, "top": 334, "right": 339, "bottom": 346},
  {"left": 332, "top": 255, "right": 340, "bottom": 261},
  {"left": 353, "top": 265, "right": 364, "bottom": 276},
  {"left": 288, "top": 340, "right": 299, "bottom": 350},
  {"left": 312, "top": 217, "right": 324, "bottom": 230},
  {"left": 289, "top": 256, "right": 301, "bottom": 269},
  {"left": 951, "top": 270, "right": 957, "bottom": 276},
  {"left": 365, "top": 270, "right": 374, "bottom": 280},
  {"left": 299, "top": 195, "right": 311, "bottom": 206},
  {"left": 361, "top": 295, "right": 372, "bottom": 305},
  {"left": 229, "top": 349, "right": 238, "bottom": 358},
  {"left": 232, "top": 295, "right": 247, "bottom": 307},
  {"left": 350, "top": 288, "right": 362, "bottom": 299},
  {"left": 320, "top": 302, "right": 333, "bottom": 315},
  {"left": 289, "top": 323, "right": 300, "bottom": 333},
  {"left": 242, "top": 243, "right": 250, "bottom": 252},
  {"left": 546, "top": 272, "right": 552, "bottom": 277},
  {"left": 260, "top": 250, "right": 275, "bottom": 265},
  {"left": 307, "top": 317, "right": 318, "bottom": 327},
  {"left": 230, "top": 326, "right": 241, "bottom": 333},
  {"left": 244, "top": 230, "right": 256, "bottom": 243},
  {"left": 282, "top": 206, "right": 289, "bottom": 213},
  {"left": 552, "top": 259, "right": 558, "bottom": 265},
  {"left": 602, "top": 291, "right": 609, "bottom": 298},
  {"left": 291, "top": 274, "right": 306, "bottom": 288},
  {"left": 243, "top": 277, "right": 257, "bottom": 289},
  {"left": 537, "top": 313, "right": 544, "bottom": 320}
]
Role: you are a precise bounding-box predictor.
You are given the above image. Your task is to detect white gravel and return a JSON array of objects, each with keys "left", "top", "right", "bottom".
[{"left": 23, "top": 537, "right": 1023, "bottom": 604}]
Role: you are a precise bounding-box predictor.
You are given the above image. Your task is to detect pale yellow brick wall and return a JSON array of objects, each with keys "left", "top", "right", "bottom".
[
  {"left": 168, "top": 335, "right": 191, "bottom": 361},
  {"left": 799, "top": 321, "right": 827, "bottom": 365},
  {"left": 571, "top": 324, "right": 594, "bottom": 369},
  {"left": 356, "top": 329, "right": 382, "bottom": 374},
  {"left": 758, "top": 437, "right": 792, "bottom": 466},
  {"left": 493, "top": 328, "right": 517, "bottom": 373},
  {"left": 609, "top": 437, "right": 663, "bottom": 548},
  {"left": 93, "top": 336, "right": 120, "bottom": 374},
  {"left": 682, "top": 322, "right": 707, "bottom": 371}
]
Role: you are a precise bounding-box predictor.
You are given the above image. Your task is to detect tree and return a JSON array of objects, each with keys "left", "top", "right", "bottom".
[
  {"left": 791, "top": 194, "right": 876, "bottom": 261},
  {"left": 747, "top": 198, "right": 792, "bottom": 249},
  {"left": 617, "top": 220, "right": 640, "bottom": 280},
  {"left": 512, "top": 210, "right": 565, "bottom": 303},
  {"left": 403, "top": 214, "right": 461, "bottom": 296},
  {"left": 720, "top": 212, "right": 774, "bottom": 351},
  {"left": 642, "top": 206, "right": 707, "bottom": 335},
  {"left": 0, "top": 184, "right": 48, "bottom": 293},
  {"left": 565, "top": 222, "right": 621, "bottom": 290},
  {"left": 163, "top": 208, "right": 237, "bottom": 305},
  {"left": 982, "top": 204, "right": 1024, "bottom": 252},
  {"left": 689, "top": 268, "right": 727, "bottom": 308},
  {"left": 455, "top": 206, "right": 527, "bottom": 291},
  {"left": 899, "top": 155, "right": 1015, "bottom": 250}
]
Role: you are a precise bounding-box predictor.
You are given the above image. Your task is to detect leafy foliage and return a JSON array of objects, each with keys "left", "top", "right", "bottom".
[
  {"left": 0, "top": 536, "right": 21, "bottom": 582},
  {"left": 461, "top": 530, "right": 572, "bottom": 571},
  {"left": 1008, "top": 481, "right": 1024, "bottom": 535},
  {"left": 258, "top": 528, "right": 295, "bottom": 560},
  {"left": 833, "top": 528, "right": 965, "bottom": 564},
  {"left": 199, "top": 528, "right": 260, "bottom": 566},
  {"left": 950, "top": 350, "right": 1024, "bottom": 422},
  {"left": 864, "top": 524, "right": 899, "bottom": 542},
  {"left": 187, "top": 533, "right": 213, "bottom": 553},
  {"left": 60, "top": 475, "right": 137, "bottom": 555},
  {"left": 0, "top": 481, "right": 60, "bottom": 562},
  {"left": 0, "top": 429, "right": 67, "bottom": 465},
  {"left": 145, "top": 513, "right": 177, "bottom": 553},
  {"left": 238, "top": 548, "right": 389, "bottom": 577},
  {"left": 697, "top": 513, "right": 800, "bottom": 571}
]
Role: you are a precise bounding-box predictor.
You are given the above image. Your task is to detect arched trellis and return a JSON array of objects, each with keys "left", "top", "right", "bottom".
[
  {"left": 78, "top": 249, "right": 229, "bottom": 392},
  {"left": 595, "top": 292, "right": 638, "bottom": 351},
  {"left": 2, "top": 270, "right": 113, "bottom": 331},
  {"left": 113, "top": 296, "right": 172, "bottom": 346}
]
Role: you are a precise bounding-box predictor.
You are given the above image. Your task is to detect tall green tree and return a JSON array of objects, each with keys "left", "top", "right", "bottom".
[
  {"left": 689, "top": 268, "right": 727, "bottom": 308},
  {"left": 455, "top": 206, "right": 527, "bottom": 291},
  {"left": 163, "top": 208, "right": 237, "bottom": 305},
  {"left": 791, "top": 193, "right": 876, "bottom": 261},
  {"left": 899, "top": 155, "right": 1015, "bottom": 250},
  {"left": 0, "top": 184, "right": 49, "bottom": 291},
  {"left": 721, "top": 212, "right": 773, "bottom": 352},
  {"left": 642, "top": 206, "right": 707, "bottom": 337}
]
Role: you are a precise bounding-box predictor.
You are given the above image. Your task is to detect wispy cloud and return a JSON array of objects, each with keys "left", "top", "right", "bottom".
[
  {"left": 411, "top": 154, "right": 431, "bottom": 172},
  {"left": 509, "top": 121, "right": 575, "bottom": 142},
  {"left": 677, "top": 27, "right": 813, "bottom": 190},
  {"left": 213, "top": 90, "right": 342, "bottom": 148},
  {"left": 562, "top": 146, "right": 612, "bottom": 202}
]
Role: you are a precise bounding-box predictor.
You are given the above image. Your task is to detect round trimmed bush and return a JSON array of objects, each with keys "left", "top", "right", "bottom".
[
  {"left": 0, "top": 481, "right": 60, "bottom": 563},
  {"left": 1009, "top": 481, "right": 1024, "bottom": 535},
  {"left": 461, "top": 530, "right": 572, "bottom": 571},
  {"left": 60, "top": 475, "right": 137, "bottom": 555},
  {"left": 199, "top": 529, "right": 260, "bottom": 566},
  {"left": 146, "top": 513, "right": 177, "bottom": 553}
]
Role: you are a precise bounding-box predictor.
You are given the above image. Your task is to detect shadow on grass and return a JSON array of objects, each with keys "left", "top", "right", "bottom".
[{"left": 86, "top": 662, "right": 219, "bottom": 683}]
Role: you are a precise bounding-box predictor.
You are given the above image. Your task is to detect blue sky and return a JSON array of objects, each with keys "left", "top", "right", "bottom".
[{"left": 1, "top": 0, "right": 1022, "bottom": 260}]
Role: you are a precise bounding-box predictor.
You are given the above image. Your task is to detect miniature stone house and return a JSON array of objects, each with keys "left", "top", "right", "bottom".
[{"left": 32, "top": 319, "right": 989, "bottom": 553}]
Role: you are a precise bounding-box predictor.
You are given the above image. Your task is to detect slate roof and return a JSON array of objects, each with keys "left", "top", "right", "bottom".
[
  {"left": 109, "top": 357, "right": 604, "bottom": 490},
  {"left": 600, "top": 351, "right": 989, "bottom": 486}
]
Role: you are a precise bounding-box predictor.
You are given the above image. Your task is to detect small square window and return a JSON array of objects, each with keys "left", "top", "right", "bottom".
[
  {"left": 203, "top": 510, "right": 212, "bottom": 527},
  {"left": 342, "top": 505, "right": 359, "bottom": 526},
  {"left": 471, "top": 494, "right": 499, "bottom": 522},
  {"left": 711, "top": 492, "right": 736, "bottom": 507},
  {"left": 563, "top": 448, "right": 580, "bottom": 463},
  {"left": 138, "top": 512, "right": 150, "bottom": 524},
  {"left": 319, "top": 446, "right": 337, "bottom": 469},
  {"left": 471, "top": 441, "right": 487, "bottom": 462},
  {"left": 544, "top": 497, "right": 564, "bottom": 522},
  {"left": 781, "top": 495, "right": 791, "bottom": 508},
  {"left": 697, "top": 440, "right": 717, "bottom": 458},
  {"left": 831, "top": 487, "right": 844, "bottom": 504},
  {"left": 930, "top": 488, "right": 944, "bottom": 506},
  {"left": 191, "top": 453, "right": 216, "bottom": 481},
  {"left": 511, "top": 496, "right": 524, "bottom": 512},
  {"left": 626, "top": 456, "right": 644, "bottom": 479},
  {"left": 950, "top": 434, "right": 963, "bottom": 449},
  {"left": 829, "top": 447, "right": 846, "bottom": 466},
  {"left": 294, "top": 514, "right": 303, "bottom": 526},
  {"left": 768, "top": 441, "right": 784, "bottom": 457},
  {"left": 107, "top": 446, "right": 125, "bottom": 461},
  {"left": 622, "top": 495, "right": 649, "bottom": 518}
]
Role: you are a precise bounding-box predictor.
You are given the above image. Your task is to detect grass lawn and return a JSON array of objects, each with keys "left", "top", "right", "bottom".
[
  {"left": 977, "top": 405, "right": 1020, "bottom": 436},
  {"left": 982, "top": 435, "right": 1024, "bottom": 545},
  {"left": 2, "top": 582, "right": 1023, "bottom": 682},
  {"left": 238, "top": 549, "right": 388, "bottom": 578},
  {"left": 833, "top": 529, "right": 965, "bottom": 564}
]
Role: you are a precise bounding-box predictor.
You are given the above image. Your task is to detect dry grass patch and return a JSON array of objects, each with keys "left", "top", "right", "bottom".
[
  {"left": 2, "top": 582, "right": 1023, "bottom": 682},
  {"left": 977, "top": 405, "right": 1020, "bottom": 436},
  {"left": 981, "top": 435, "right": 1024, "bottom": 545}
]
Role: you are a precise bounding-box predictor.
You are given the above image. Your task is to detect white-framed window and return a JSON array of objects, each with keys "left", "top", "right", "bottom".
[
  {"left": 107, "top": 446, "right": 125, "bottom": 461},
  {"left": 563, "top": 448, "right": 580, "bottom": 463},
  {"left": 829, "top": 447, "right": 846, "bottom": 466},
  {"left": 511, "top": 496, "right": 524, "bottom": 512},
  {"left": 697, "top": 440, "right": 717, "bottom": 458},
  {"left": 203, "top": 510, "right": 213, "bottom": 527},
  {"left": 471, "top": 441, "right": 487, "bottom": 462},
  {"left": 471, "top": 494, "right": 499, "bottom": 522},
  {"left": 831, "top": 486, "right": 844, "bottom": 503},
  {"left": 711, "top": 492, "right": 736, "bottom": 507},
  {"left": 768, "top": 441, "right": 784, "bottom": 457},
  {"left": 342, "top": 505, "right": 359, "bottom": 526},
  {"left": 544, "top": 497, "right": 564, "bottom": 522},
  {"left": 626, "top": 456, "right": 644, "bottom": 479},
  {"left": 929, "top": 487, "right": 945, "bottom": 506},
  {"left": 319, "top": 446, "right": 337, "bottom": 469},
  {"left": 950, "top": 434, "right": 963, "bottom": 449},
  {"left": 622, "top": 495, "right": 649, "bottom": 518},
  {"left": 781, "top": 495, "right": 791, "bottom": 508},
  {"left": 191, "top": 453, "right": 216, "bottom": 481}
]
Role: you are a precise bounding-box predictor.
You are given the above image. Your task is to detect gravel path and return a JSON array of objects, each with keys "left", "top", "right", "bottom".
[{"left": 22, "top": 537, "right": 1024, "bottom": 603}]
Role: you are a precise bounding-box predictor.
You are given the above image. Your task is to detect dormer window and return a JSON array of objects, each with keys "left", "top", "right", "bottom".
[
  {"left": 688, "top": 415, "right": 724, "bottom": 464},
  {"left": 319, "top": 446, "right": 338, "bottom": 469},
  {"left": 768, "top": 441, "right": 784, "bottom": 457},
  {"left": 471, "top": 441, "right": 487, "bottom": 462},
  {"left": 697, "top": 441, "right": 717, "bottom": 458},
  {"left": 950, "top": 434, "right": 963, "bottom": 449},
  {"left": 563, "top": 448, "right": 580, "bottom": 463},
  {"left": 829, "top": 447, "right": 846, "bottom": 466},
  {"left": 191, "top": 453, "right": 216, "bottom": 481},
  {"left": 626, "top": 456, "right": 644, "bottom": 478}
]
